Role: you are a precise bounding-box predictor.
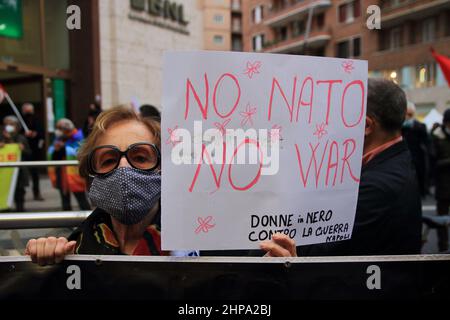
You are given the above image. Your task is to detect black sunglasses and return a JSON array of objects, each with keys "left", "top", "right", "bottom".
[{"left": 88, "top": 142, "right": 160, "bottom": 176}]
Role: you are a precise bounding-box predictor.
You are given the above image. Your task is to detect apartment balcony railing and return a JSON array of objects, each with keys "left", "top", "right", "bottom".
[
  {"left": 262, "top": 27, "right": 331, "bottom": 54},
  {"left": 381, "top": 0, "right": 450, "bottom": 28},
  {"left": 370, "top": 37, "right": 450, "bottom": 71},
  {"left": 265, "top": 0, "right": 331, "bottom": 27},
  {"left": 232, "top": 24, "right": 242, "bottom": 34},
  {"left": 231, "top": 0, "right": 241, "bottom": 13}
]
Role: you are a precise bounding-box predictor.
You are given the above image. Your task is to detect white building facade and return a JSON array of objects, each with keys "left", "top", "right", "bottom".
[{"left": 99, "top": 0, "right": 204, "bottom": 110}]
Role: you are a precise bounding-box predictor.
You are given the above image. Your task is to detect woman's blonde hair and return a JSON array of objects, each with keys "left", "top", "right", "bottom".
[{"left": 77, "top": 105, "right": 161, "bottom": 178}]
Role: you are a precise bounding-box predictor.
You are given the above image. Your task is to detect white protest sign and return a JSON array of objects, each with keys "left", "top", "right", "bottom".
[{"left": 162, "top": 51, "right": 367, "bottom": 250}]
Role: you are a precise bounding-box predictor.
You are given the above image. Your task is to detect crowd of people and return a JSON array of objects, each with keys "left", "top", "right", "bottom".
[
  {"left": 0, "top": 80, "right": 449, "bottom": 263},
  {"left": 400, "top": 104, "right": 450, "bottom": 252}
]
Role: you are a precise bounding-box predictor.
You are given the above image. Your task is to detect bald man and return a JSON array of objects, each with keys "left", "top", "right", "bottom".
[{"left": 402, "top": 102, "right": 430, "bottom": 198}]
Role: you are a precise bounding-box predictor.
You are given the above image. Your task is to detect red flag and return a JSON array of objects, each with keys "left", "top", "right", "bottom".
[
  {"left": 431, "top": 47, "right": 450, "bottom": 87},
  {"left": 0, "top": 84, "right": 5, "bottom": 104}
]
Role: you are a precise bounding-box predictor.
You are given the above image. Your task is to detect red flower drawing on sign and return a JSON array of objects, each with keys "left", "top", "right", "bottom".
[
  {"left": 342, "top": 60, "right": 355, "bottom": 74},
  {"left": 240, "top": 103, "right": 257, "bottom": 127},
  {"left": 195, "top": 216, "right": 216, "bottom": 234},
  {"left": 166, "top": 125, "right": 181, "bottom": 147},
  {"left": 313, "top": 123, "right": 328, "bottom": 139},
  {"left": 213, "top": 118, "right": 232, "bottom": 136},
  {"left": 243, "top": 61, "right": 262, "bottom": 79}
]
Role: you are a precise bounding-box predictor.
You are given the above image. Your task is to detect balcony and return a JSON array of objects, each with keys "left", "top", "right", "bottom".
[
  {"left": 231, "top": 0, "right": 241, "bottom": 13},
  {"left": 263, "top": 28, "right": 331, "bottom": 54},
  {"left": 370, "top": 37, "right": 450, "bottom": 71},
  {"left": 381, "top": 0, "right": 450, "bottom": 28},
  {"left": 265, "top": 0, "right": 331, "bottom": 27},
  {"left": 232, "top": 22, "right": 242, "bottom": 34}
]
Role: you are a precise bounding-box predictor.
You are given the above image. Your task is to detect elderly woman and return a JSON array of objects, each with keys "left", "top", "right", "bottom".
[
  {"left": 26, "top": 106, "right": 295, "bottom": 265},
  {"left": 48, "top": 118, "right": 90, "bottom": 211}
]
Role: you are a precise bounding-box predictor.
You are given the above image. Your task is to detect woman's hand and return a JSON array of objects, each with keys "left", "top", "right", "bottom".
[
  {"left": 260, "top": 233, "right": 297, "bottom": 257},
  {"left": 25, "top": 237, "right": 77, "bottom": 266}
]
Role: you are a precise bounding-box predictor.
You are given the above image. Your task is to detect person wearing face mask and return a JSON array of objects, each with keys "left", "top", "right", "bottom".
[
  {"left": 48, "top": 118, "right": 90, "bottom": 212},
  {"left": 26, "top": 106, "right": 294, "bottom": 265},
  {"left": 431, "top": 109, "right": 450, "bottom": 252},
  {"left": 0, "top": 116, "right": 31, "bottom": 212},
  {"left": 27, "top": 106, "right": 193, "bottom": 264},
  {"left": 21, "top": 103, "right": 45, "bottom": 201},
  {"left": 401, "top": 102, "right": 430, "bottom": 198}
]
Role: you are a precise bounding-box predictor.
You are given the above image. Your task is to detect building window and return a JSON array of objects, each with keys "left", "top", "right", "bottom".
[
  {"left": 252, "top": 34, "right": 265, "bottom": 51},
  {"left": 232, "top": 18, "right": 241, "bottom": 32},
  {"left": 353, "top": 37, "right": 361, "bottom": 57},
  {"left": 213, "top": 35, "right": 224, "bottom": 44},
  {"left": 232, "top": 38, "right": 243, "bottom": 51},
  {"left": 252, "top": 5, "right": 263, "bottom": 24},
  {"left": 214, "top": 14, "right": 224, "bottom": 24},
  {"left": 415, "top": 63, "right": 436, "bottom": 88},
  {"left": 389, "top": 0, "right": 401, "bottom": 7},
  {"left": 422, "top": 18, "right": 436, "bottom": 43},
  {"left": 231, "top": 0, "right": 241, "bottom": 11},
  {"left": 446, "top": 11, "right": 450, "bottom": 37},
  {"left": 276, "top": 26, "right": 288, "bottom": 41},
  {"left": 390, "top": 27, "right": 402, "bottom": 49},
  {"left": 338, "top": 4, "right": 346, "bottom": 23},
  {"left": 292, "top": 19, "right": 306, "bottom": 37},
  {"left": 316, "top": 13, "right": 325, "bottom": 29},
  {"left": 336, "top": 37, "right": 361, "bottom": 58},
  {"left": 338, "top": 0, "right": 360, "bottom": 23},
  {"left": 337, "top": 41, "right": 350, "bottom": 58}
]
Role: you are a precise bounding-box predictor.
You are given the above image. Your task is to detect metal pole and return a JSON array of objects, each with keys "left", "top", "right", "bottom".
[
  {"left": 303, "top": 6, "right": 315, "bottom": 54},
  {"left": 0, "top": 211, "right": 91, "bottom": 229},
  {"left": 0, "top": 160, "right": 79, "bottom": 168},
  {"left": 4, "top": 93, "right": 30, "bottom": 132}
]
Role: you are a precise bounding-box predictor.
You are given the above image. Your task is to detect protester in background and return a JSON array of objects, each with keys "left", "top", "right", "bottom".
[
  {"left": 82, "top": 103, "right": 102, "bottom": 138},
  {"left": 26, "top": 106, "right": 290, "bottom": 265},
  {"left": 21, "top": 103, "right": 45, "bottom": 201},
  {"left": 140, "top": 104, "right": 161, "bottom": 122},
  {"left": 48, "top": 118, "right": 90, "bottom": 211},
  {"left": 402, "top": 102, "right": 430, "bottom": 198},
  {"left": 0, "top": 116, "right": 31, "bottom": 212},
  {"left": 431, "top": 109, "right": 450, "bottom": 252}
]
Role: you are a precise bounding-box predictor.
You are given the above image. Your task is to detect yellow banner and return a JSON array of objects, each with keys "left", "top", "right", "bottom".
[{"left": 0, "top": 144, "right": 21, "bottom": 210}]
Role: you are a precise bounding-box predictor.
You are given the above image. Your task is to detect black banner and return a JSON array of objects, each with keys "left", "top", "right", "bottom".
[{"left": 1, "top": 255, "right": 449, "bottom": 300}]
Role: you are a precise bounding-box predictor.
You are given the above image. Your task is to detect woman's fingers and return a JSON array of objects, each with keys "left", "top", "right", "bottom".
[
  {"left": 260, "top": 240, "right": 291, "bottom": 257},
  {"left": 36, "top": 238, "right": 48, "bottom": 266},
  {"left": 260, "top": 233, "right": 297, "bottom": 257},
  {"left": 43, "top": 237, "right": 57, "bottom": 265},
  {"left": 55, "top": 238, "right": 70, "bottom": 263},
  {"left": 272, "top": 233, "right": 297, "bottom": 257},
  {"left": 25, "top": 239, "right": 37, "bottom": 263},
  {"left": 64, "top": 241, "right": 77, "bottom": 255},
  {"left": 26, "top": 237, "right": 74, "bottom": 265}
]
